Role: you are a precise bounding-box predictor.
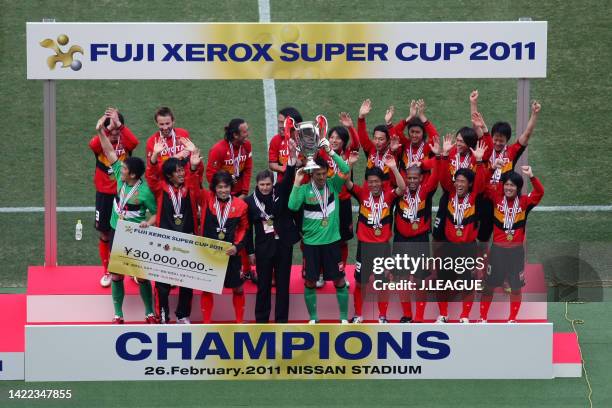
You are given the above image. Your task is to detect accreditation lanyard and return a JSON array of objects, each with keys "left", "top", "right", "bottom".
[{"left": 214, "top": 197, "right": 232, "bottom": 234}]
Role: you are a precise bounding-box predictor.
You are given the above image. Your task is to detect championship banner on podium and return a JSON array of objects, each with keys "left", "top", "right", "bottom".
[
  {"left": 25, "top": 324, "right": 554, "bottom": 381},
  {"left": 108, "top": 220, "right": 230, "bottom": 294}
]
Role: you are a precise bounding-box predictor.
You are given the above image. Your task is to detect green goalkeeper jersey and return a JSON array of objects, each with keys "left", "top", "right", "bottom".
[
  {"left": 288, "top": 152, "right": 349, "bottom": 245},
  {"left": 110, "top": 160, "right": 157, "bottom": 230}
]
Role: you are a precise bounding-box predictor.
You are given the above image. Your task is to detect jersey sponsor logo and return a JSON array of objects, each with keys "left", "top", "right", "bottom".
[
  {"left": 40, "top": 34, "right": 83, "bottom": 71},
  {"left": 496, "top": 203, "right": 523, "bottom": 214}
]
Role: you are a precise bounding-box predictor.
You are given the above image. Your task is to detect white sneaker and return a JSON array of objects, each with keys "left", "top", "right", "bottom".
[
  {"left": 378, "top": 316, "right": 389, "bottom": 324},
  {"left": 316, "top": 275, "right": 325, "bottom": 288},
  {"left": 477, "top": 318, "right": 488, "bottom": 323},
  {"left": 350, "top": 316, "right": 363, "bottom": 323},
  {"left": 132, "top": 275, "right": 139, "bottom": 285},
  {"left": 340, "top": 319, "right": 349, "bottom": 324},
  {"left": 177, "top": 317, "right": 191, "bottom": 324},
  {"left": 459, "top": 317, "right": 470, "bottom": 324},
  {"left": 435, "top": 315, "right": 448, "bottom": 323},
  {"left": 308, "top": 319, "right": 317, "bottom": 324},
  {"left": 100, "top": 273, "right": 111, "bottom": 288},
  {"left": 507, "top": 319, "right": 517, "bottom": 323}
]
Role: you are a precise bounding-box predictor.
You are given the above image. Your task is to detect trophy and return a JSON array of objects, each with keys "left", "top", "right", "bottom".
[{"left": 285, "top": 115, "right": 328, "bottom": 171}]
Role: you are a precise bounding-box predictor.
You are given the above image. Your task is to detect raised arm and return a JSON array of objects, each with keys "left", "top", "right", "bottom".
[
  {"left": 339, "top": 112, "right": 360, "bottom": 151},
  {"left": 522, "top": 165, "right": 544, "bottom": 208},
  {"left": 357, "top": 99, "right": 375, "bottom": 153},
  {"left": 517, "top": 101, "right": 542, "bottom": 146},
  {"left": 470, "top": 140, "right": 489, "bottom": 195},
  {"left": 469, "top": 90, "right": 479, "bottom": 116},
  {"left": 288, "top": 169, "right": 306, "bottom": 212},
  {"left": 344, "top": 150, "right": 360, "bottom": 191},
  {"left": 438, "top": 134, "right": 455, "bottom": 193},
  {"left": 385, "top": 154, "right": 405, "bottom": 196},
  {"left": 96, "top": 115, "right": 118, "bottom": 164},
  {"left": 278, "top": 139, "right": 298, "bottom": 198}
]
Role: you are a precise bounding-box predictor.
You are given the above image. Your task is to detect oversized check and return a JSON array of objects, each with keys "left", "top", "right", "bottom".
[{"left": 108, "top": 220, "right": 231, "bottom": 294}]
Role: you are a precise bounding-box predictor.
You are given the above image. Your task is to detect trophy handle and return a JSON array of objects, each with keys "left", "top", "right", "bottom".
[
  {"left": 315, "top": 115, "right": 328, "bottom": 140},
  {"left": 283, "top": 116, "right": 296, "bottom": 142}
]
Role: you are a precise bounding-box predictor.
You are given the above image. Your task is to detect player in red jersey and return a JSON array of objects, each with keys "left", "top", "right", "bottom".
[
  {"left": 206, "top": 118, "right": 255, "bottom": 283},
  {"left": 478, "top": 166, "right": 544, "bottom": 322},
  {"left": 89, "top": 107, "right": 139, "bottom": 288},
  {"left": 435, "top": 135, "right": 488, "bottom": 323},
  {"left": 357, "top": 99, "right": 402, "bottom": 188},
  {"left": 145, "top": 107, "right": 191, "bottom": 166},
  {"left": 345, "top": 152, "right": 406, "bottom": 323},
  {"left": 146, "top": 139, "right": 202, "bottom": 324},
  {"left": 268, "top": 107, "right": 303, "bottom": 183},
  {"left": 194, "top": 164, "right": 250, "bottom": 323}
]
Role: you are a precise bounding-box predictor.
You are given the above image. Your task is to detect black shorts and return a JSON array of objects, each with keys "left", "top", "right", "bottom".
[
  {"left": 486, "top": 244, "right": 526, "bottom": 290},
  {"left": 355, "top": 241, "right": 391, "bottom": 284},
  {"left": 339, "top": 198, "right": 354, "bottom": 242},
  {"left": 476, "top": 196, "right": 494, "bottom": 242},
  {"left": 95, "top": 192, "right": 115, "bottom": 233},
  {"left": 302, "top": 241, "right": 344, "bottom": 282},
  {"left": 224, "top": 255, "right": 243, "bottom": 288},
  {"left": 392, "top": 232, "right": 431, "bottom": 280},
  {"left": 435, "top": 242, "right": 477, "bottom": 282},
  {"left": 432, "top": 193, "right": 448, "bottom": 241}
]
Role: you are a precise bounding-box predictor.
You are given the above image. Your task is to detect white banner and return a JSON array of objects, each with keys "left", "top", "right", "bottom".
[
  {"left": 108, "top": 220, "right": 230, "bottom": 294},
  {"left": 26, "top": 22, "right": 547, "bottom": 79},
  {"left": 25, "top": 323, "right": 553, "bottom": 381}
]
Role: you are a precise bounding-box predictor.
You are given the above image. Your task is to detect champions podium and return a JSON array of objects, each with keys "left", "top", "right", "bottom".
[{"left": 0, "top": 263, "right": 581, "bottom": 381}]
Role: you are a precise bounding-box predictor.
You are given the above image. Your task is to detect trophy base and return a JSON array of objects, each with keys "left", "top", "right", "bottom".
[{"left": 303, "top": 162, "right": 321, "bottom": 172}]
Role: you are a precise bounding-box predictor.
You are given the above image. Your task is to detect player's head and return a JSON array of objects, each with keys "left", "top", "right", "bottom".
[
  {"left": 328, "top": 126, "right": 349, "bottom": 153},
  {"left": 162, "top": 157, "right": 185, "bottom": 186},
  {"left": 454, "top": 168, "right": 475, "bottom": 197},
  {"left": 491, "top": 121, "right": 512, "bottom": 152},
  {"left": 365, "top": 167, "right": 385, "bottom": 196},
  {"left": 225, "top": 118, "right": 249, "bottom": 145},
  {"left": 311, "top": 157, "right": 329, "bottom": 188},
  {"left": 154, "top": 107, "right": 175, "bottom": 138},
  {"left": 405, "top": 165, "right": 423, "bottom": 192},
  {"left": 278, "top": 107, "right": 302, "bottom": 136},
  {"left": 500, "top": 171, "right": 524, "bottom": 199},
  {"left": 103, "top": 111, "right": 125, "bottom": 141},
  {"left": 121, "top": 157, "right": 145, "bottom": 183},
  {"left": 210, "top": 170, "right": 233, "bottom": 200},
  {"left": 455, "top": 127, "right": 478, "bottom": 154},
  {"left": 373, "top": 125, "right": 390, "bottom": 152},
  {"left": 256, "top": 169, "right": 274, "bottom": 195},
  {"left": 407, "top": 118, "right": 426, "bottom": 144}
]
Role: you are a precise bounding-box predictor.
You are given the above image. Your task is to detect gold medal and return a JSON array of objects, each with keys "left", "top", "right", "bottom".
[
  {"left": 321, "top": 218, "right": 329, "bottom": 227},
  {"left": 218, "top": 232, "right": 226, "bottom": 240},
  {"left": 456, "top": 229, "right": 463, "bottom": 237},
  {"left": 175, "top": 218, "right": 182, "bottom": 226},
  {"left": 412, "top": 222, "right": 419, "bottom": 230},
  {"left": 266, "top": 219, "right": 274, "bottom": 226},
  {"left": 374, "top": 228, "right": 382, "bottom": 237},
  {"left": 506, "top": 233, "right": 513, "bottom": 241}
]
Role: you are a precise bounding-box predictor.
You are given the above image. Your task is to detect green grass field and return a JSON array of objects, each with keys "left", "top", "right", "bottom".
[{"left": 0, "top": 0, "right": 611, "bottom": 406}]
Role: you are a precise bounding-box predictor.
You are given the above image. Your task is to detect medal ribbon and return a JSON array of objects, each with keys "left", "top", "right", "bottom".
[
  {"left": 253, "top": 191, "right": 274, "bottom": 221},
  {"left": 117, "top": 180, "right": 142, "bottom": 217},
  {"left": 368, "top": 191, "right": 385, "bottom": 228},
  {"left": 374, "top": 148, "right": 389, "bottom": 169},
  {"left": 454, "top": 151, "right": 471, "bottom": 172},
  {"left": 311, "top": 181, "right": 329, "bottom": 219},
  {"left": 160, "top": 129, "right": 177, "bottom": 156},
  {"left": 452, "top": 193, "right": 470, "bottom": 229},
  {"left": 502, "top": 196, "right": 520, "bottom": 233},
  {"left": 229, "top": 142, "right": 243, "bottom": 178},
  {"left": 490, "top": 146, "right": 507, "bottom": 183},
  {"left": 168, "top": 186, "right": 183, "bottom": 221},
  {"left": 214, "top": 197, "right": 232, "bottom": 233},
  {"left": 407, "top": 142, "right": 424, "bottom": 168},
  {"left": 403, "top": 187, "right": 421, "bottom": 222}
]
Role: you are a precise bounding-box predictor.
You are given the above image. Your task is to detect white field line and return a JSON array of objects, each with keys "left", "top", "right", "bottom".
[
  {"left": 0, "top": 205, "right": 610, "bottom": 214},
  {"left": 258, "top": 0, "right": 277, "bottom": 148}
]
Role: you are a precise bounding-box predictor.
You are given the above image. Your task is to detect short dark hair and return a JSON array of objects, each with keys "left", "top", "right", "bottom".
[
  {"left": 500, "top": 171, "right": 524, "bottom": 194},
  {"left": 328, "top": 126, "right": 350, "bottom": 150},
  {"left": 454, "top": 168, "right": 475, "bottom": 188},
  {"left": 256, "top": 169, "right": 274, "bottom": 183},
  {"left": 407, "top": 118, "right": 425, "bottom": 133},
  {"left": 161, "top": 158, "right": 183, "bottom": 183},
  {"left": 123, "top": 157, "right": 145, "bottom": 180},
  {"left": 104, "top": 112, "right": 125, "bottom": 128},
  {"left": 210, "top": 170, "right": 233, "bottom": 192},
  {"left": 457, "top": 127, "right": 478, "bottom": 150},
  {"left": 405, "top": 165, "right": 422, "bottom": 175},
  {"left": 224, "top": 118, "right": 246, "bottom": 142},
  {"left": 365, "top": 167, "right": 385, "bottom": 181},
  {"left": 373, "top": 125, "right": 390, "bottom": 140},
  {"left": 154, "top": 107, "right": 174, "bottom": 121},
  {"left": 491, "top": 121, "right": 512, "bottom": 141},
  {"left": 279, "top": 107, "right": 303, "bottom": 124},
  {"left": 314, "top": 156, "right": 329, "bottom": 170}
]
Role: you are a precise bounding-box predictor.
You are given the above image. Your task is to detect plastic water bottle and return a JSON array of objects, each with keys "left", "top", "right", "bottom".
[{"left": 75, "top": 219, "right": 83, "bottom": 241}]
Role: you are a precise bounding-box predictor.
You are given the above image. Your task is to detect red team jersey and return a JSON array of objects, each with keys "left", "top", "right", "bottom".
[
  {"left": 198, "top": 189, "right": 249, "bottom": 247},
  {"left": 145, "top": 128, "right": 191, "bottom": 164},
  {"left": 89, "top": 126, "right": 139, "bottom": 195},
  {"left": 439, "top": 158, "right": 487, "bottom": 243},
  {"left": 268, "top": 133, "right": 290, "bottom": 183},
  {"left": 206, "top": 139, "right": 253, "bottom": 196},
  {"left": 395, "top": 159, "right": 440, "bottom": 238},
  {"left": 488, "top": 141, "right": 527, "bottom": 184},
  {"left": 483, "top": 177, "right": 544, "bottom": 246},
  {"left": 349, "top": 184, "right": 398, "bottom": 243},
  {"left": 445, "top": 133, "right": 494, "bottom": 179},
  {"left": 357, "top": 117, "right": 402, "bottom": 188}
]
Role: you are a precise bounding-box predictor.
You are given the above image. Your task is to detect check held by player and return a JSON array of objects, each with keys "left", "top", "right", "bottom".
[{"left": 109, "top": 220, "right": 231, "bottom": 294}]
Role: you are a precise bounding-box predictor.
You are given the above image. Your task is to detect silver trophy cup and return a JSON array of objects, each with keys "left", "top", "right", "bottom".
[{"left": 295, "top": 115, "right": 327, "bottom": 171}]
